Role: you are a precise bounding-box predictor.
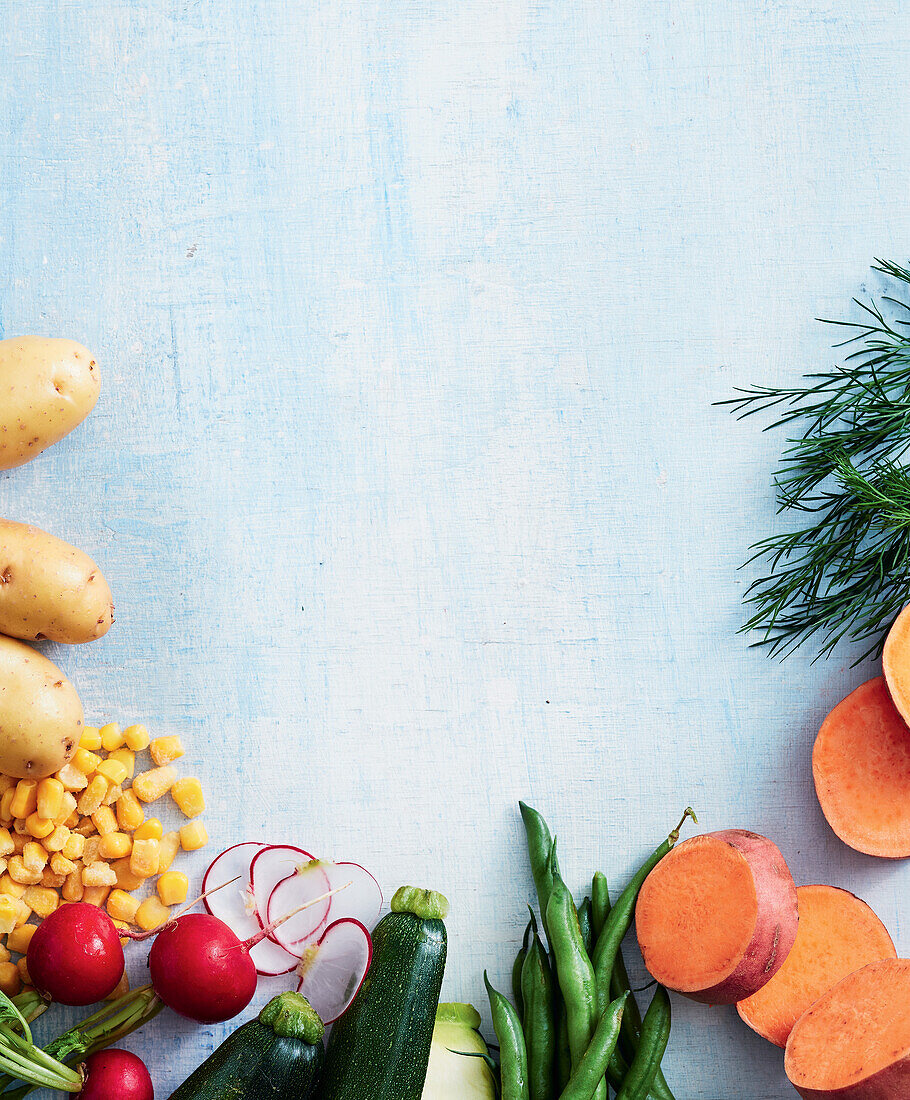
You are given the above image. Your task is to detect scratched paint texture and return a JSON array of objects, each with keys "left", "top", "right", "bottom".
[{"left": 1, "top": 1, "right": 909, "bottom": 1096}]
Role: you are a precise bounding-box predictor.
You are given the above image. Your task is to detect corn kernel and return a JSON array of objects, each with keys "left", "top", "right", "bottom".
[
  {"left": 179, "top": 821, "right": 208, "bottom": 852},
  {"left": 0, "top": 789, "right": 14, "bottom": 825},
  {"left": 50, "top": 852, "right": 76, "bottom": 877},
  {"left": 0, "top": 898, "right": 17, "bottom": 936},
  {"left": 115, "top": 792, "right": 144, "bottom": 833},
  {"left": 134, "top": 818, "right": 163, "bottom": 842},
  {"left": 96, "top": 760, "right": 128, "bottom": 788},
  {"left": 135, "top": 896, "right": 169, "bottom": 931},
  {"left": 25, "top": 814, "right": 53, "bottom": 840},
  {"left": 23, "top": 885, "right": 58, "bottom": 919},
  {"left": 16, "top": 957, "right": 30, "bottom": 986},
  {"left": 102, "top": 784, "right": 123, "bottom": 807},
  {"left": 36, "top": 779, "right": 63, "bottom": 821},
  {"left": 0, "top": 859, "right": 8, "bottom": 878},
  {"left": 80, "top": 726, "right": 102, "bottom": 750},
  {"left": 82, "top": 862, "right": 116, "bottom": 888},
  {"left": 82, "top": 837, "right": 102, "bottom": 866},
  {"left": 106, "top": 888, "right": 140, "bottom": 923},
  {"left": 41, "top": 869, "right": 65, "bottom": 888},
  {"left": 100, "top": 723, "right": 124, "bottom": 752},
  {"left": 74, "top": 819, "right": 96, "bottom": 837},
  {"left": 110, "top": 918, "right": 131, "bottom": 943},
  {"left": 0, "top": 875, "right": 25, "bottom": 899},
  {"left": 44, "top": 825, "right": 70, "bottom": 854},
  {"left": 21, "top": 843, "right": 47, "bottom": 874},
  {"left": 0, "top": 830, "right": 14, "bottom": 859},
  {"left": 106, "top": 972, "right": 130, "bottom": 1001},
  {"left": 0, "top": 960, "right": 20, "bottom": 996},
  {"left": 10, "top": 782, "right": 37, "bottom": 820},
  {"left": 6, "top": 924, "right": 36, "bottom": 955},
  {"left": 150, "top": 736, "right": 185, "bottom": 766},
  {"left": 123, "top": 724, "right": 150, "bottom": 751},
  {"left": 62, "top": 833, "right": 85, "bottom": 861},
  {"left": 62, "top": 870, "right": 84, "bottom": 902},
  {"left": 171, "top": 778, "right": 205, "bottom": 819},
  {"left": 72, "top": 749, "right": 102, "bottom": 776},
  {"left": 111, "top": 858, "right": 144, "bottom": 892},
  {"left": 157, "top": 871, "right": 189, "bottom": 906},
  {"left": 56, "top": 765, "right": 88, "bottom": 793},
  {"left": 91, "top": 807, "right": 117, "bottom": 837},
  {"left": 98, "top": 833, "right": 131, "bottom": 860},
  {"left": 54, "top": 792, "right": 78, "bottom": 826},
  {"left": 13, "top": 900, "right": 31, "bottom": 927},
  {"left": 158, "top": 832, "right": 180, "bottom": 873},
  {"left": 132, "top": 767, "right": 176, "bottom": 804},
  {"left": 12, "top": 820, "right": 28, "bottom": 838},
  {"left": 109, "top": 748, "right": 136, "bottom": 780},
  {"left": 82, "top": 885, "right": 110, "bottom": 907},
  {"left": 8, "top": 857, "right": 42, "bottom": 886},
  {"left": 0, "top": 945, "right": 10, "bottom": 964},
  {"left": 64, "top": 811, "right": 80, "bottom": 830},
  {"left": 130, "top": 839, "right": 159, "bottom": 878},
  {"left": 77, "top": 776, "right": 108, "bottom": 817}
]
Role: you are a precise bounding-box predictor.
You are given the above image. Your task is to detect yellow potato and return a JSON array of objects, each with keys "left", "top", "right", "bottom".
[
  {"left": 0, "top": 636, "right": 82, "bottom": 778},
  {"left": 0, "top": 337, "right": 100, "bottom": 470},
  {"left": 0, "top": 520, "right": 113, "bottom": 644}
]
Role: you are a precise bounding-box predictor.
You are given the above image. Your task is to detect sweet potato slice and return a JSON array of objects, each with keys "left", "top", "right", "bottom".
[
  {"left": 635, "top": 829, "right": 798, "bottom": 1004},
  {"left": 883, "top": 602, "right": 910, "bottom": 726},
  {"left": 813, "top": 677, "right": 910, "bottom": 858},
  {"left": 785, "top": 958, "right": 910, "bottom": 1099},
  {"left": 737, "top": 885, "right": 896, "bottom": 1047}
]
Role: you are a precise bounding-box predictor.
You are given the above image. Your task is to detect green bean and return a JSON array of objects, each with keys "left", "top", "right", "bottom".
[
  {"left": 557, "top": 992, "right": 627, "bottom": 1100},
  {"left": 557, "top": 1008, "right": 572, "bottom": 1091},
  {"left": 513, "top": 916, "right": 534, "bottom": 1018},
  {"left": 615, "top": 987, "right": 671, "bottom": 1100},
  {"left": 592, "top": 809, "right": 696, "bottom": 1017},
  {"left": 521, "top": 915, "right": 557, "bottom": 1100},
  {"left": 591, "top": 872, "right": 610, "bottom": 940},
  {"left": 577, "top": 897, "right": 593, "bottom": 956},
  {"left": 519, "top": 802, "right": 558, "bottom": 936},
  {"left": 485, "top": 972, "right": 530, "bottom": 1100},
  {"left": 545, "top": 847, "right": 606, "bottom": 1100}
]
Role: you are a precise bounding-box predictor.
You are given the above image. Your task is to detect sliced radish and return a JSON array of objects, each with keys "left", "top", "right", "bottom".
[
  {"left": 296, "top": 918, "right": 372, "bottom": 1024},
  {"left": 203, "top": 842, "right": 299, "bottom": 976},
  {"left": 268, "top": 861, "right": 381, "bottom": 950}
]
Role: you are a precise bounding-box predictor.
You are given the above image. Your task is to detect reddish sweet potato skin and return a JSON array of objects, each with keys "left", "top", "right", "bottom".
[
  {"left": 683, "top": 830, "right": 798, "bottom": 1005},
  {"left": 788, "top": 1062, "right": 910, "bottom": 1100}
]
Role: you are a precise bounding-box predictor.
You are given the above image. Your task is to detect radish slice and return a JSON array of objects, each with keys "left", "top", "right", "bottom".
[
  {"left": 268, "top": 861, "right": 382, "bottom": 949},
  {"left": 203, "top": 842, "right": 299, "bottom": 976},
  {"left": 296, "top": 918, "right": 372, "bottom": 1024}
]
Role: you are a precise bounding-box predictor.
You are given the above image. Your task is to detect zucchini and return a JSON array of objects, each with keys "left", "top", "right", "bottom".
[
  {"left": 167, "top": 992, "right": 324, "bottom": 1099},
  {"left": 320, "top": 885, "right": 449, "bottom": 1100}
]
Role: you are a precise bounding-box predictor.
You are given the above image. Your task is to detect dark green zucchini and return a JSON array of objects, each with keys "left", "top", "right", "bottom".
[
  {"left": 320, "top": 885, "right": 449, "bottom": 1100},
  {"left": 167, "top": 992, "right": 324, "bottom": 1099}
]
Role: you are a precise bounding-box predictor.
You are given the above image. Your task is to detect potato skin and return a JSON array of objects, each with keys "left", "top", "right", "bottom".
[
  {"left": 0, "top": 337, "right": 100, "bottom": 470},
  {"left": 0, "top": 519, "right": 114, "bottom": 644},
  {"left": 0, "top": 635, "right": 82, "bottom": 778}
]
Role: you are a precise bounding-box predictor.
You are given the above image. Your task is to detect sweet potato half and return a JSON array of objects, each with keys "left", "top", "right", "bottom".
[
  {"left": 737, "top": 885, "right": 896, "bottom": 1047},
  {"left": 635, "top": 829, "right": 798, "bottom": 1004},
  {"left": 785, "top": 958, "right": 910, "bottom": 1099},
  {"left": 883, "top": 601, "right": 910, "bottom": 727},
  {"left": 813, "top": 677, "right": 910, "bottom": 858}
]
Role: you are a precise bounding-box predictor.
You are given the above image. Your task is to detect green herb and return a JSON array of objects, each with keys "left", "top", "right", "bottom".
[{"left": 719, "top": 259, "right": 910, "bottom": 662}]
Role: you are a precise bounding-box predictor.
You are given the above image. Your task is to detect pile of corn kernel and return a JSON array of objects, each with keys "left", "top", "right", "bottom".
[{"left": 0, "top": 722, "right": 208, "bottom": 998}]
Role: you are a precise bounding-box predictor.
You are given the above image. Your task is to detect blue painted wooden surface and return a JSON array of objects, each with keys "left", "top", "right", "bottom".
[{"left": 1, "top": 2, "right": 909, "bottom": 1096}]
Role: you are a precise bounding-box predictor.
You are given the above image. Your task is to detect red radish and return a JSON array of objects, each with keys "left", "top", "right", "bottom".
[
  {"left": 149, "top": 885, "right": 343, "bottom": 1023},
  {"left": 269, "top": 861, "right": 381, "bottom": 951},
  {"left": 77, "top": 1050, "right": 153, "bottom": 1100},
  {"left": 27, "top": 903, "right": 125, "bottom": 1006},
  {"left": 295, "top": 917, "right": 372, "bottom": 1024},
  {"left": 203, "top": 842, "right": 300, "bottom": 975}
]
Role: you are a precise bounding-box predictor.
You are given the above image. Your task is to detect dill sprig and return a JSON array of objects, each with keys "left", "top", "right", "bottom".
[{"left": 719, "top": 259, "right": 910, "bottom": 663}]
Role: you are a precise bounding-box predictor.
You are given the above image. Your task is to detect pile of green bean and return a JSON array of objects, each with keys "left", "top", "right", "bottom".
[{"left": 483, "top": 803, "right": 696, "bottom": 1100}]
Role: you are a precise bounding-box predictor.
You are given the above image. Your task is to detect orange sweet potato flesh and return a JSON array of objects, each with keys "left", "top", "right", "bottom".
[
  {"left": 635, "top": 829, "right": 798, "bottom": 1005},
  {"left": 883, "top": 602, "right": 910, "bottom": 726},
  {"left": 785, "top": 958, "right": 910, "bottom": 1099},
  {"left": 737, "top": 885, "right": 896, "bottom": 1047},
  {"left": 813, "top": 677, "right": 910, "bottom": 858}
]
